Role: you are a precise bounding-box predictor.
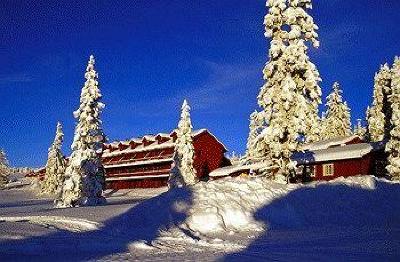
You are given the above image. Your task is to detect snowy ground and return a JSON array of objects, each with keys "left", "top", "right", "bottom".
[{"left": 0, "top": 176, "right": 399, "bottom": 261}]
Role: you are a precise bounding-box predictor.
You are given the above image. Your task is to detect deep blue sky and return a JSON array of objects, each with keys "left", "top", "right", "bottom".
[{"left": 0, "top": 1, "right": 399, "bottom": 167}]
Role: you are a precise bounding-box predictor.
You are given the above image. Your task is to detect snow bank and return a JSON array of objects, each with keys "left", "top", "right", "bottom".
[
  {"left": 0, "top": 216, "right": 101, "bottom": 232},
  {"left": 182, "top": 177, "right": 298, "bottom": 234},
  {"left": 176, "top": 175, "right": 396, "bottom": 236}
]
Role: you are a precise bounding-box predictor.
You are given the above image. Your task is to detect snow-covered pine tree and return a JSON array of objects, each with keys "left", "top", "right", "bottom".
[
  {"left": 245, "top": 110, "right": 262, "bottom": 160},
  {"left": 168, "top": 100, "right": 197, "bottom": 188},
  {"left": 368, "top": 64, "right": 392, "bottom": 142},
  {"left": 257, "top": 0, "right": 321, "bottom": 182},
  {"left": 41, "top": 122, "right": 66, "bottom": 195},
  {"left": 0, "top": 150, "right": 10, "bottom": 188},
  {"left": 56, "top": 55, "right": 106, "bottom": 207},
  {"left": 353, "top": 118, "right": 366, "bottom": 138},
  {"left": 386, "top": 56, "right": 400, "bottom": 180},
  {"left": 321, "top": 82, "right": 352, "bottom": 139}
]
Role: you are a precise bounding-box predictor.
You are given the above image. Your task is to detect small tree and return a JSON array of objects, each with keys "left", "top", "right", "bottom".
[
  {"left": 321, "top": 82, "right": 352, "bottom": 139},
  {"left": 41, "top": 122, "right": 66, "bottom": 195},
  {"left": 245, "top": 110, "right": 262, "bottom": 160},
  {"left": 368, "top": 64, "right": 392, "bottom": 142},
  {"left": 168, "top": 100, "right": 197, "bottom": 188},
  {"left": 0, "top": 150, "right": 10, "bottom": 188},
  {"left": 386, "top": 56, "right": 400, "bottom": 180},
  {"left": 353, "top": 118, "right": 366, "bottom": 138},
  {"left": 56, "top": 55, "right": 106, "bottom": 207}
]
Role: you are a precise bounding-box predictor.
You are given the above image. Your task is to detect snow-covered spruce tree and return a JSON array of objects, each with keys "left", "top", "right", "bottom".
[
  {"left": 256, "top": 0, "right": 321, "bottom": 182},
  {"left": 368, "top": 64, "right": 392, "bottom": 142},
  {"left": 40, "top": 122, "right": 66, "bottom": 195},
  {"left": 0, "top": 150, "right": 10, "bottom": 188},
  {"left": 245, "top": 110, "right": 263, "bottom": 160},
  {"left": 56, "top": 55, "right": 106, "bottom": 207},
  {"left": 321, "top": 82, "right": 352, "bottom": 139},
  {"left": 168, "top": 100, "right": 197, "bottom": 188},
  {"left": 353, "top": 118, "right": 366, "bottom": 138},
  {"left": 386, "top": 56, "right": 400, "bottom": 180}
]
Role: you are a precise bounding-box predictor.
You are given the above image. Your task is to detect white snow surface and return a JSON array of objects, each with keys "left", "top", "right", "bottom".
[
  {"left": 300, "top": 135, "right": 360, "bottom": 151},
  {"left": 208, "top": 162, "right": 267, "bottom": 177},
  {"left": 0, "top": 215, "right": 101, "bottom": 232},
  {"left": 1, "top": 175, "right": 399, "bottom": 261},
  {"left": 293, "top": 143, "right": 374, "bottom": 164}
]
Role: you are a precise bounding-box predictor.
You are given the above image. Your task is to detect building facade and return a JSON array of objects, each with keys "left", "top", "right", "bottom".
[{"left": 102, "top": 129, "right": 230, "bottom": 189}]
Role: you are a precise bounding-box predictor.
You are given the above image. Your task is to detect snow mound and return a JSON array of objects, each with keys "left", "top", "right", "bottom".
[
  {"left": 0, "top": 216, "right": 101, "bottom": 232},
  {"left": 177, "top": 175, "right": 395, "bottom": 236},
  {"left": 183, "top": 177, "right": 298, "bottom": 234}
]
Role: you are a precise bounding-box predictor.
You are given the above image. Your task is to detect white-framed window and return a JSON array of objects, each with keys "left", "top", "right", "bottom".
[{"left": 323, "top": 164, "right": 334, "bottom": 176}]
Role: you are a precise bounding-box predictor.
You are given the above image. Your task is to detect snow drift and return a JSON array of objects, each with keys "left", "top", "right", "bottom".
[
  {"left": 146, "top": 175, "right": 400, "bottom": 238},
  {"left": 0, "top": 215, "right": 101, "bottom": 232}
]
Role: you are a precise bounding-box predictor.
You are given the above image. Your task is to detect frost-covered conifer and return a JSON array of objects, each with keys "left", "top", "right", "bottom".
[
  {"left": 386, "top": 57, "right": 400, "bottom": 180},
  {"left": 56, "top": 55, "right": 106, "bottom": 207},
  {"left": 0, "top": 150, "right": 10, "bottom": 188},
  {"left": 321, "top": 82, "right": 352, "bottom": 139},
  {"left": 353, "top": 119, "right": 366, "bottom": 138},
  {"left": 41, "top": 122, "right": 66, "bottom": 195},
  {"left": 245, "top": 110, "right": 262, "bottom": 160},
  {"left": 257, "top": 0, "right": 321, "bottom": 182},
  {"left": 368, "top": 64, "right": 392, "bottom": 142},
  {"left": 168, "top": 100, "right": 197, "bottom": 188}
]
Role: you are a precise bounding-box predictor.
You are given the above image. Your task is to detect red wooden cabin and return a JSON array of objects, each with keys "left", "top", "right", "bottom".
[
  {"left": 103, "top": 129, "right": 230, "bottom": 189},
  {"left": 209, "top": 135, "right": 387, "bottom": 182},
  {"left": 293, "top": 136, "right": 386, "bottom": 181}
]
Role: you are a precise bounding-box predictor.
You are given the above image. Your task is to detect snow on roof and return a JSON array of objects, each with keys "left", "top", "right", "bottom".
[
  {"left": 301, "top": 135, "right": 360, "bottom": 151},
  {"left": 143, "top": 135, "right": 156, "bottom": 141},
  {"left": 155, "top": 133, "right": 170, "bottom": 138},
  {"left": 106, "top": 174, "right": 170, "bottom": 181},
  {"left": 103, "top": 129, "right": 227, "bottom": 157},
  {"left": 293, "top": 143, "right": 375, "bottom": 164},
  {"left": 103, "top": 142, "right": 175, "bottom": 157},
  {"left": 104, "top": 158, "right": 173, "bottom": 169},
  {"left": 209, "top": 162, "right": 267, "bottom": 177}
]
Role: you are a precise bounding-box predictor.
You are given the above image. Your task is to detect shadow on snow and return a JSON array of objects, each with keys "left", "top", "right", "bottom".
[
  {"left": 0, "top": 187, "right": 193, "bottom": 261},
  {"left": 223, "top": 180, "right": 400, "bottom": 261}
]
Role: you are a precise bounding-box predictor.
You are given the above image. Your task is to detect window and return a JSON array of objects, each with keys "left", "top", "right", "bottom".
[{"left": 323, "top": 164, "right": 334, "bottom": 176}]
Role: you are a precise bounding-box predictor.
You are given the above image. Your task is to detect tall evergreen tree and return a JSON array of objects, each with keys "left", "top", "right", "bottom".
[
  {"left": 168, "top": 100, "right": 197, "bottom": 188},
  {"left": 386, "top": 57, "right": 400, "bottom": 180},
  {"left": 321, "top": 82, "right": 352, "bottom": 139},
  {"left": 368, "top": 64, "right": 392, "bottom": 142},
  {"left": 56, "top": 55, "right": 106, "bottom": 207},
  {"left": 256, "top": 0, "right": 321, "bottom": 182},
  {"left": 41, "top": 122, "right": 66, "bottom": 196},
  {"left": 0, "top": 150, "right": 10, "bottom": 188}
]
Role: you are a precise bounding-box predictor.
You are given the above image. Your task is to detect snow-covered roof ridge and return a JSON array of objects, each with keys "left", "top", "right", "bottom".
[
  {"left": 103, "top": 142, "right": 175, "bottom": 157},
  {"left": 301, "top": 135, "right": 361, "bottom": 151},
  {"left": 209, "top": 162, "right": 268, "bottom": 177},
  {"left": 293, "top": 142, "right": 382, "bottom": 164},
  {"left": 103, "top": 128, "right": 227, "bottom": 157},
  {"left": 104, "top": 158, "right": 173, "bottom": 169}
]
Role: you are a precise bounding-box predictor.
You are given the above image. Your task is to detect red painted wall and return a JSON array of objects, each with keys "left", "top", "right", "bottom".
[
  {"left": 105, "top": 131, "right": 229, "bottom": 189},
  {"left": 311, "top": 155, "right": 372, "bottom": 181},
  {"left": 193, "top": 131, "right": 229, "bottom": 181}
]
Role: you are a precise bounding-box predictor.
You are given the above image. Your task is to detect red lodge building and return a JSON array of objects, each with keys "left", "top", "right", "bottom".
[{"left": 102, "top": 129, "right": 230, "bottom": 189}]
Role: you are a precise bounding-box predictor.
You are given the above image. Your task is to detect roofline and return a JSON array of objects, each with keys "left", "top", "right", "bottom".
[{"left": 104, "top": 128, "right": 228, "bottom": 155}]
